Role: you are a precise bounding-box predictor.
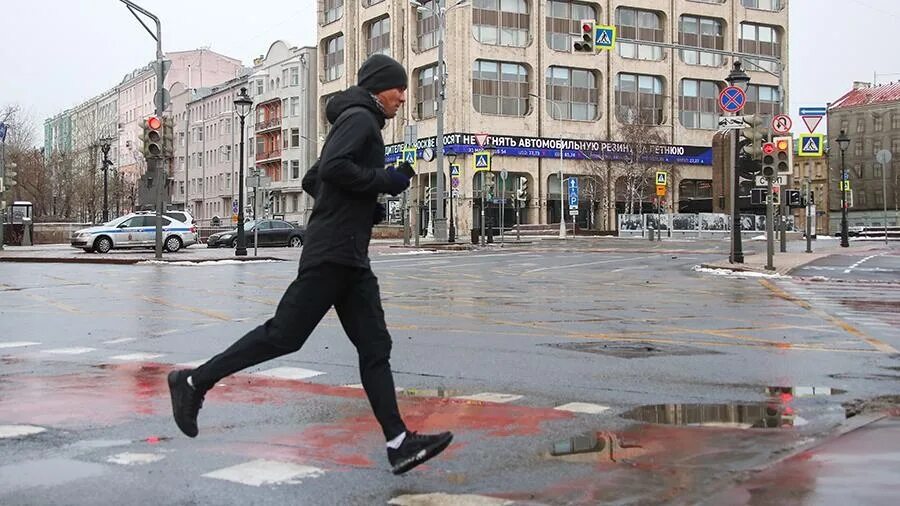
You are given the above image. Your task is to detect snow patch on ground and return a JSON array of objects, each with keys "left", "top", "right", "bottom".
[
  {"left": 692, "top": 265, "right": 791, "bottom": 279},
  {"left": 381, "top": 249, "right": 439, "bottom": 256},
  {"left": 139, "top": 259, "right": 280, "bottom": 266}
]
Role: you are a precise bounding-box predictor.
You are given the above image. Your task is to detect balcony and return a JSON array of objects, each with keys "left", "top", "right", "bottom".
[
  {"left": 256, "top": 148, "right": 282, "bottom": 163},
  {"left": 256, "top": 117, "right": 282, "bottom": 133}
]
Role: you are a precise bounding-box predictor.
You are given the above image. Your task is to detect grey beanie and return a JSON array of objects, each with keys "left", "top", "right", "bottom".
[{"left": 357, "top": 54, "right": 408, "bottom": 93}]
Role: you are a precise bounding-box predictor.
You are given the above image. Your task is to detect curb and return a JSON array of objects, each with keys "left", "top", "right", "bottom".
[{"left": 0, "top": 256, "right": 286, "bottom": 265}]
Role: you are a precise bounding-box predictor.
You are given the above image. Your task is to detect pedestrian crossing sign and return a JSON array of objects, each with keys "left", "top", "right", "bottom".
[
  {"left": 450, "top": 164, "right": 460, "bottom": 177},
  {"left": 797, "top": 133, "right": 824, "bottom": 157},
  {"left": 594, "top": 25, "right": 616, "bottom": 50},
  {"left": 655, "top": 171, "right": 668, "bottom": 186},
  {"left": 473, "top": 151, "right": 491, "bottom": 172},
  {"left": 402, "top": 148, "right": 417, "bottom": 168}
]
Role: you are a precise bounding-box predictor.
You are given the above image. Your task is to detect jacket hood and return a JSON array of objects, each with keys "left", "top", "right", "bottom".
[{"left": 325, "top": 86, "right": 385, "bottom": 128}]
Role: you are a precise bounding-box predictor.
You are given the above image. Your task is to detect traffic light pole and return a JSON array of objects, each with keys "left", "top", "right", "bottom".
[
  {"left": 766, "top": 177, "right": 775, "bottom": 270},
  {"left": 0, "top": 135, "right": 5, "bottom": 251},
  {"left": 729, "top": 126, "right": 744, "bottom": 263},
  {"left": 805, "top": 178, "right": 813, "bottom": 254}
]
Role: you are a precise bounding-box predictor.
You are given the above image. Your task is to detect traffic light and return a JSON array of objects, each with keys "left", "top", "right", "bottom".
[
  {"left": 739, "top": 114, "right": 767, "bottom": 159},
  {"left": 761, "top": 141, "right": 776, "bottom": 177},
  {"left": 516, "top": 176, "right": 528, "bottom": 203},
  {"left": 140, "top": 116, "right": 163, "bottom": 159},
  {"left": 162, "top": 118, "right": 174, "bottom": 159},
  {"left": 772, "top": 136, "right": 792, "bottom": 174},
  {"left": 484, "top": 172, "right": 496, "bottom": 199},
  {"left": 772, "top": 187, "right": 780, "bottom": 205},
  {"left": 786, "top": 189, "right": 802, "bottom": 207},
  {"left": 573, "top": 19, "right": 595, "bottom": 52}
]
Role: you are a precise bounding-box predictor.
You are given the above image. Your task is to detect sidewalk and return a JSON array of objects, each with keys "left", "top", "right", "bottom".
[{"left": 700, "top": 238, "right": 886, "bottom": 275}]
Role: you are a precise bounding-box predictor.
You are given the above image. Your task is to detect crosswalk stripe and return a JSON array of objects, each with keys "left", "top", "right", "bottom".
[
  {"left": 42, "top": 347, "right": 96, "bottom": 355},
  {"left": 202, "top": 459, "right": 324, "bottom": 486},
  {"left": 253, "top": 367, "right": 326, "bottom": 380},
  {"left": 0, "top": 341, "right": 41, "bottom": 349},
  {"left": 452, "top": 392, "right": 523, "bottom": 403},
  {"left": 0, "top": 425, "right": 46, "bottom": 439},
  {"left": 109, "top": 353, "right": 164, "bottom": 361}
]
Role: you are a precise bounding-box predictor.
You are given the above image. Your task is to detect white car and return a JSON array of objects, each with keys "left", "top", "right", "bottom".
[{"left": 71, "top": 213, "right": 199, "bottom": 253}]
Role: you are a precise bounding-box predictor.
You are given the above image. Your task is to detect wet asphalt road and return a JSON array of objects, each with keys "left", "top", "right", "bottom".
[
  {"left": 791, "top": 250, "right": 900, "bottom": 282},
  {"left": 1, "top": 241, "right": 899, "bottom": 505}
]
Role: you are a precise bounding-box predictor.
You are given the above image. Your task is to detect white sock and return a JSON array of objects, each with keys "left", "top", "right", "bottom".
[
  {"left": 386, "top": 431, "right": 406, "bottom": 449},
  {"left": 186, "top": 375, "right": 196, "bottom": 389}
]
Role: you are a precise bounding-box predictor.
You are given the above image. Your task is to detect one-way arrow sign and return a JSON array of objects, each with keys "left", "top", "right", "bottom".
[{"left": 718, "top": 116, "right": 748, "bottom": 131}]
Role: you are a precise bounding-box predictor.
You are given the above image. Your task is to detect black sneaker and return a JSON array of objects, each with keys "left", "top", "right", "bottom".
[
  {"left": 387, "top": 431, "right": 453, "bottom": 475},
  {"left": 167, "top": 369, "right": 206, "bottom": 438}
]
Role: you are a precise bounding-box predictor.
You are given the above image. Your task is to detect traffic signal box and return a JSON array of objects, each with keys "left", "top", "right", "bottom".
[
  {"left": 573, "top": 19, "right": 595, "bottom": 52},
  {"left": 140, "top": 116, "right": 163, "bottom": 159}
]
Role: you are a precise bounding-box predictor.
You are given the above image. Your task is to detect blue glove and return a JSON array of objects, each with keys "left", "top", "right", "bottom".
[
  {"left": 373, "top": 202, "right": 387, "bottom": 225},
  {"left": 386, "top": 167, "right": 411, "bottom": 196},
  {"left": 396, "top": 161, "right": 415, "bottom": 178}
]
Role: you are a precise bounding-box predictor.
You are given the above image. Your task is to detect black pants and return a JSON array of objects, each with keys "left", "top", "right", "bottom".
[{"left": 191, "top": 262, "right": 407, "bottom": 440}]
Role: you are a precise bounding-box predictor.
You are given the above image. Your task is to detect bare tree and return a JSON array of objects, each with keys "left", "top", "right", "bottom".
[
  {"left": 613, "top": 112, "right": 671, "bottom": 216},
  {"left": 580, "top": 153, "right": 611, "bottom": 231}
]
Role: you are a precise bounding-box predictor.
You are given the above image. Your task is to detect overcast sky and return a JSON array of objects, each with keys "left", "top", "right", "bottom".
[{"left": 1, "top": 0, "right": 898, "bottom": 145}]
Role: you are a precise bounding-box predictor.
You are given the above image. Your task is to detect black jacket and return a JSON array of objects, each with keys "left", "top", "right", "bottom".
[{"left": 300, "top": 86, "right": 399, "bottom": 269}]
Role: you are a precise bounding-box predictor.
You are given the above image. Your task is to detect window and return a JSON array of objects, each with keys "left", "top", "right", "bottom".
[
  {"left": 416, "top": 65, "right": 438, "bottom": 119},
  {"left": 256, "top": 79, "right": 264, "bottom": 95},
  {"left": 857, "top": 190, "right": 867, "bottom": 206},
  {"left": 739, "top": 23, "right": 781, "bottom": 73},
  {"left": 416, "top": 1, "right": 439, "bottom": 51},
  {"left": 291, "top": 97, "right": 300, "bottom": 117},
  {"left": 324, "top": 34, "right": 345, "bottom": 81},
  {"left": 472, "top": 0, "right": 530, "bottom": 48},
  {"left": 283, "top": 129, "right": 289, "bottom": 149},
  {"left": 290, "top": 67, "right": 299, "bottom": 86},
  {"left": 874, "top": 139, "right": 882, "bottom": 153},
  {"left": 875, "top": 190, "right": 884, "bottom": 206},
  {"left": 893, "top": 113, "right": 900, "bottom": 130},
  {"left": 615, "top": 73, "right": 665, "bottom": 125},
  {"left": 546, "top": 1, "right": 597, "bottom": 51},
  {"left": 741, "top": 0, "right": 783, "bottom": 11},
  {"left": 545, "top": 67, "right": 599, "bottom": 121},
  {"left": 363, "top": 0, "right": 385, "bottom": 5},
  {"left": 680, "top": 79, "right": 721, "bottom": 129},
  {"left": 854, "top": 141, "right": 863, "bottom": 157},
  {"left": 256, "top": 137, "right": 264, "bottom": 157},
  {"left": 892, "top": 138, "right": 900, "bottom": 153},
  {"left": 366, "top": 16, "right": 391, "bottom": 57},
  {"left": 874, "top": 115, "right": 884, "bottom": 132},
  {"left": 856, "top": 118, "right": 865, "bottom": 133},
  {"left": 291, "top": 128, "right": 300, "bottom": 148},
  {"left": 840, "top": 119, "right": 849, "bottom": 133},
  {"left": 323, "top": 0, "right": 343, "bottom": 24},
  {"left": 472, "top": 60, "right": 529, "bottom": 116},
  {"left": 874, "top": 163, "right": 883, "bottom": 178},
  {"left": 222, "top": 145, "right": 232, "bottom": 161},
  {"left": 616, "top": 7, "right": 664, "bottom": 61},
  {"left": 283, "top": 99, "right": 289, "bottom": 119},
  {"left": 745, "top": 84, "right": 780, "bottom": 116},
  {"left": 679, "top": 15, "right": 724, "bottom": 66},
  {"left": 282, "top": 161, "right": 289, "bottom": 178},
  {"left": 282, "top": 69, "right": 289, "bottom": 88},
  {"left": 291, "top": 160, "right": 300, "bottom": 179}
]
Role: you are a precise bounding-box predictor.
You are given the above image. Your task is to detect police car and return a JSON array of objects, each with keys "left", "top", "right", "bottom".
[{"left": 71, "top": 213, "right": 198, "bottom": 253}]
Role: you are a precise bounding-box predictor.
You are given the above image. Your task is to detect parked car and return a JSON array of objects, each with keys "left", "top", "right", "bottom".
[
  {"left": 206, "top": 219, "right": 305, "bottom": 248},
  {"left": 136, "top": 209, "right": 195, "bottom": 225},
  {"left": 71, "top": 213, "right": 199, "bottom": 253}
]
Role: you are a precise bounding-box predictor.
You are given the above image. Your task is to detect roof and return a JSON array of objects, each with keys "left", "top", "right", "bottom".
[{"left": 830, "top": 82, "right": 900, "bottom": 110}]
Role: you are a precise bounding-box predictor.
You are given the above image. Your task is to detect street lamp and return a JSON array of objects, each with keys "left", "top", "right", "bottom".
[
  {"left": 100, "top": 141, "right": 113, "bottom": 222},
  {"left": 528, "top": 93, "right": 567, "bottom": 239},
  {"left": 234, "top": 87, "right": 253, "bottom": 257},
  {"left": 410, "top": 0, "right": 470, "bottom": 242},
  {"left": 836, "top": 129, "right": 851, "bottom": 247},
  {"left": 725, "top": 61, "right": 750, "bottom": 263}
]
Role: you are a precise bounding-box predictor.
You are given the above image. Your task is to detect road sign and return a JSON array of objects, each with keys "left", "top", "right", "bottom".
[
  {"left": 772, "top": 114, "right": 792, "bottom": 134},
  {"left": 450, "top": 164, "right": 460, "bottom": 177},
  {"left": 876, "top": 149, "right": 893, "bottom": 165},
  {"left": 500, "top": 169, "right": 508, "bottom": 181},
  {"left": 232, "top": 199, "right": 239, "bottom": 214},
  {"left": 474, "top": 132, "right": 489, "bottom": 148},
  {"left": 718, "top": 86, "right": 746, "bottom": 113},
  {"left": 801, "top": 115, "right": 822, "bottom": 133},
  {"left": 799, "top": 107, "right": 827, "bottom": 116},
  {"left": 569, "top": 209, "right": 579, "bottom": 216},
  {"left": 594, "top": 25, "right": 616, "bottom": 50},
  {"left": 451, "top": 177, "right": 460, "bottom": 188},
  {"left": 756, "top": 175, "right": 788, "bottom": 186},
  {"left": 717, "top": 116, "right": 747, "bottom": 131},
  {"left": 473, "top": 151, "right": 491, "bottom": 172},
  {"left": 656, "top": 185, "right": 666, "bottom": 197},
  {"left": 655, "top": 171, "right": 668, "bottom": 186},
  {"left": 568, "top": 195, "right": 578, "bottom": 209},
  {"left": 401, "top": 148, "right": 417, "bottom": 168},
  {"left": 798, "top": 133, "right": 825, "bottom": 157},
  {"left": 568, "top": 177, "right": 579, "bottom": 194}
]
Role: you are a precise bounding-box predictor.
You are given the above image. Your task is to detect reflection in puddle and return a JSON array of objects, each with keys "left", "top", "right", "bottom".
[
  {"left": 397, "top": 387, "right": 462, "bottom": 399},
  {"left": 549, "top": 432, "right": 644, "bottom": 462},
  {"left": 765, "top": 386, "right": 846, "bottom": 398},
  {"left": 622, "top": 403, "right": 804, "bottom": 429}
]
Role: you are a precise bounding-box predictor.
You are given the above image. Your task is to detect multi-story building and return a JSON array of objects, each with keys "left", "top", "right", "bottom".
[
  {"left": 827, "top": 81, "right": 900, "bottom": 232},
  {"left": 316, "top": 0, "right": 788, "bottom": 232},
  {"left": 246, "top": 41, "right": 318, "bottom": 225},
  {"left": 791, "top": 152, "right": 829, "bottom": 237}
]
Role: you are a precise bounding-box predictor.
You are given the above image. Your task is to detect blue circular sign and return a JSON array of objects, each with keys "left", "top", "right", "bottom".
[{"left": 718, "top": 86, "right": 746, "bottom": 113}]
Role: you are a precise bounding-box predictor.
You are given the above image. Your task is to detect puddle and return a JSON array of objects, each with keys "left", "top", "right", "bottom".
[
  {"left": 765, "top": 386, "right": 846, "bottom": 398},
  {"left": 69, "top": 439, "right": 134, "bottom": 449},
  {"left": 543, "top": 341, "right": 720, "bottom": 359},
  {"left": 548, "top": 431, "right": 645, "bottom": 462},
  {"left": 622, "top": 403, "right": 805, "bottom": 429},
  {"left": 397, "top": 387, "right": 463, "bottom": 399}
]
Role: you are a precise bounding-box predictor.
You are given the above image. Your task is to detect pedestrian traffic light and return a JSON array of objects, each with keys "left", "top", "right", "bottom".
[
  {"left": 761, "top": 142, "right": 776, "bottom": 177},
  {"left": 516, "top": 176, "right": 528, "bottom": 203},
  {"left": 786, "top": 189, "right": 802, "bottom": 207},
  {"left": 739, "top": 114, "right": 767, "bottom": 159},
  {"left": 140, "top": 116, "right": 163, "bottom": 159},
  {"left": 573, "top": 19, "right": 595, "bottom": 52},
  {"left": 772, "top": 136, "right": 792, "bottom": 174},
  {"left": 162, "top": 118, "right": 174, "bottom": 159}
]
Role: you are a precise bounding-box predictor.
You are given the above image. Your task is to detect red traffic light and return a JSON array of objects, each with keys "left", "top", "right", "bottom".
[
  {"left": 583, "top": 23, "right": 592, "bottom": 33},
  {"left": 147, "top": 116, "right": 162, "bottom": 130},
  {"left": 762, "top": 142, "right": 775, "bottom": 155}
]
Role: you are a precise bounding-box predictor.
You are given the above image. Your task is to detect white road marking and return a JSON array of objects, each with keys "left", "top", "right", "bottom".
[
  {"left": 202, "top": 459, "right": 324, "bottom": 486},
  {"left": 109, "top": 352, "right": 164, "bottom": 361},
  {"left": 0, "top": 425, "right": 46, "bottom": 439},
  {"left": 103, "top": 338, "right": 136, "bottom": 345},
  {"left": 389, "top": 493, "right": 513, "bottom": 505},
  {"left": 844, "top": 254, "right": 880, "bottom": 274},
  {"left": 107, "top": 453, "right": 165, "bottom": 465},
  {"left": 42, "top": 347, "right": 96, "bottom": 355},
  {"left": 253, "top": 367, "right": 325, "bottom": 380},
  {"left": 554, "top": 402, "right": 611, "bottom": 414},
  {"left": 0, "top": 341, "right": 41, "bottom": 349},
  {"left": 177, "top": 359, "right": 210, "bottom": 369},
  {"left": 524, "top": 255, "right": 656, "bottom": 274},
  {"left": 452, "top": 392, "right": 523, "bottom": 404},
  {"left": 343, "top": 383, "right": 404, "bottom": 392}
]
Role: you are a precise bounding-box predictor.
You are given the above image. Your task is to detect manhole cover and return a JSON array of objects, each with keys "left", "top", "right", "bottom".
[
  {"left": 543, "top": 341, "right": 719, "bottom": 359},
  {"left": 621, "top": 403, "right": 806, "bottom": 429}
]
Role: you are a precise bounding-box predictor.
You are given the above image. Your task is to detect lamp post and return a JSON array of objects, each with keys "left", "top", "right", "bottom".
[
  {"left": 528, "top": 93, "right": 566, "bottom": 238},
  {"left": 234, "top": 87, "right": 253, "bottom": 257},
  {"left": 836, "top": 129, "right": 851, "bottom": 248},
  {"left": 725, "top": 61, "right": 750, "bottom": 263},
  {"left": 411, "top": 0, "right": 470, "bottom": 242},
  {"left": 100, "top": 141, "right": 112, "bottom": 222}
]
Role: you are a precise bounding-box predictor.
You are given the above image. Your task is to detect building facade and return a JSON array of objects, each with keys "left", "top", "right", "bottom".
[
  {"left": 827, "top": 81, "right": 900, "bottom": 232},
  {"left": 316, "top": 0, "right": 788, "bottom": 232}
]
